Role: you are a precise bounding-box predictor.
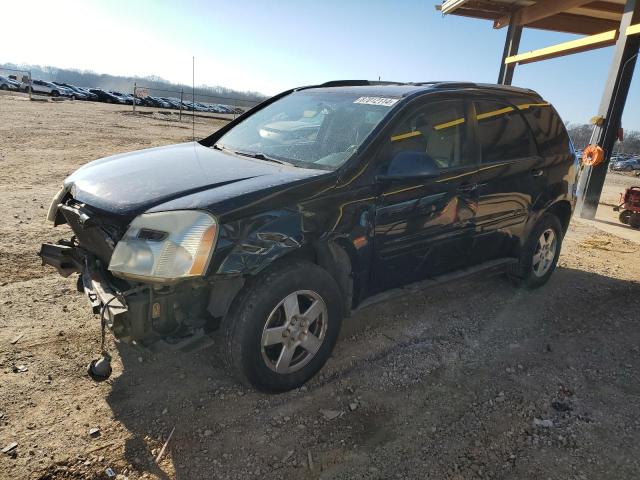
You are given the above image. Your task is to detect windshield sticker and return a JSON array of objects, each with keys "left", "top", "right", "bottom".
[{"left": 353, "top": 96, "right": 399, "bottom": 107}]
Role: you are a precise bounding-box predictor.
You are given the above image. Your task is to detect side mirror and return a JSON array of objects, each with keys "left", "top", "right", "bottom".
[{"left": 377, "top": 151, "right": 440, "bottom": 182}]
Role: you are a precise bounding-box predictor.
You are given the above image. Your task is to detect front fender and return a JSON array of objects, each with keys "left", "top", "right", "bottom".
[{"left": 211, "top": 209, "right": 308, "bottom": 276}]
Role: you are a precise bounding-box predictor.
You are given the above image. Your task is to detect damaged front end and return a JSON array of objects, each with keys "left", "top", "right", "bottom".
[{"left": 39, "top": 197, "right": 227, "bottom": 357}]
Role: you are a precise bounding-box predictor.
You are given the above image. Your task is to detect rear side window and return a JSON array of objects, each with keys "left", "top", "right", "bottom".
[
  {"left": 517, "top": 102, "right": 570, "bottom": 156},
  {"left": 474, "top": 100, "right": 536, "bottom": 163}
]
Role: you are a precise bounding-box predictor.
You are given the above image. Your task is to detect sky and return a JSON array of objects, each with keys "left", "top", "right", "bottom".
[{"left": 2, "top": 0, "right": 640, "bottom": 129}]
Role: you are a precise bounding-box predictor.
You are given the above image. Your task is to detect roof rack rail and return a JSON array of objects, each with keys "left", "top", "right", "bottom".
[
  {"left": 473, "top": 83, "right": 540, "bottom": 96},
  {"left": 319, "top": 80, "right": 405, "bottom": 87},
  {"left": 429, "top": 81, "right": 477, "bottom": 88}
]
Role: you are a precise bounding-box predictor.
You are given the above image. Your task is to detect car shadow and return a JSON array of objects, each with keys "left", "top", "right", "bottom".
[{"left": 105, "top": 265, "right": 640, "bottom": 479}]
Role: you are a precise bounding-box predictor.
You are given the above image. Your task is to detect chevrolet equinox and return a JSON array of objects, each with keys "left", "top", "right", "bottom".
[{"left": 40, "top": 80, "right": 577, "bottom": 392}]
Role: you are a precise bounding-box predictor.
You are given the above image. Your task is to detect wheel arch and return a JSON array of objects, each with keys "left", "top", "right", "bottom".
[{"left": 545, "top": 200, "right": 573, "bottom": 235}]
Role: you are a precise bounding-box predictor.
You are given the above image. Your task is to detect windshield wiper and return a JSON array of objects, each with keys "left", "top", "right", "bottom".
[
  {"left": 236, "top": 151, "right": 291, "bottom": 165},
  {"left": 214, "top": 143, "right": 293, "bottom": 166}
]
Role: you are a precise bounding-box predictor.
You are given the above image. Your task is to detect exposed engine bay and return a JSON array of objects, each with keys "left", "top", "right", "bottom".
[{"left": 40, "top": 198, "right": 226, "bottom": 354}]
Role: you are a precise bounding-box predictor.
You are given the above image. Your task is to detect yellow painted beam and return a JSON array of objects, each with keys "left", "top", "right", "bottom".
[
  {"left": 627, "top": 23, "right": 640, "bottom": 36},
  {"left": 505, "top": 29, "right": 618, "bottom": 65}
]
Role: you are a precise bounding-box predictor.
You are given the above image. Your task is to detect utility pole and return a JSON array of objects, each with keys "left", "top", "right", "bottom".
[
  {"left": 575, "top": 0, "right": 640, "bottom": 218},
  {"left": 192, "top": 56, "right": 195, "bottom": 141}
]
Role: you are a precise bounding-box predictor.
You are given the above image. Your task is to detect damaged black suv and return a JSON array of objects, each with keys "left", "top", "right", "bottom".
[{"left": 40, "top": 80, "right": 576, "bottom": 392}]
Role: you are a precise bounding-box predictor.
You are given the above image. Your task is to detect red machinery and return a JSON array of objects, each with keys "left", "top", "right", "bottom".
[{"left": 614, "top": 186, "right": 640, "bottom": 228}]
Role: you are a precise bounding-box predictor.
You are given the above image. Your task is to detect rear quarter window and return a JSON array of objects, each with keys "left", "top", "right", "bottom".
[
  {"left": 513, "top": 98, "right": 570, "bottom": 156},
  {"left": 474, "top": 100, "right": 536, "bottom": 163}
]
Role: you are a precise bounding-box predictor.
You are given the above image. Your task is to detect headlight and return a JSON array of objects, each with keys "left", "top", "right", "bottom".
[
  {"left": 47, "top": 186, "right": 68, "bottom": 222},
  {"left": 108, "top": 210, "right": 218, "bottom": 283}
]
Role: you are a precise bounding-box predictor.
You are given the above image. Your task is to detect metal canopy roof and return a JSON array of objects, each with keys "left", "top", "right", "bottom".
[
  {"left": 437, "top": 0, "right": 627, "bottom": 35},
  {"left": 436, "top": 0, "right": 640, "bottom": 220}
]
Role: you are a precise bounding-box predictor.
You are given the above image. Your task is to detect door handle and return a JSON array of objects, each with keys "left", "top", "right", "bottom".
[
  {"left": 457, "top": 183, "right": 477, "bottom": 193},
  {"left": 531, "top": 168, "right": 544, "bottom": 177}
]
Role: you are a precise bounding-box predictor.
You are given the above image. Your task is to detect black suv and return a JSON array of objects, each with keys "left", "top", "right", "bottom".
[{"left": 40, "top": 80, "right": 577, "bottom": 392}]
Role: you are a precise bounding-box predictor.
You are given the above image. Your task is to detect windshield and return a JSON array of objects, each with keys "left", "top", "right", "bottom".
[{"left": 215, "top": 90, "right": 397, "bottom": 170}]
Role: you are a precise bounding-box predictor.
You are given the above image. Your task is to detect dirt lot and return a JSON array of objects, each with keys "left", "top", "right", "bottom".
[{"left": 1, "top": 94, "right": 640, "bottom": 480}]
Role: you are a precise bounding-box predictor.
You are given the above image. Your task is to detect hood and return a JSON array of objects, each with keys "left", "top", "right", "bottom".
[{"left": 64, "top": 142, "right": 329, "bottom": 217}]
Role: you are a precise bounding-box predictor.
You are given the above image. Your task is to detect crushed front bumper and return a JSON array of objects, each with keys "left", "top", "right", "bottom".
[
  {"left": 38, "top": 242, "right": 216, "bottom": 350},
  {"left": 39, "top": 242, "right": 128, "bottom": 330}
]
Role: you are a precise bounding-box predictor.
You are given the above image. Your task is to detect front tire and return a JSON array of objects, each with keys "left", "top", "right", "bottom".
[
  {"left": 509, "top": 213, "right": 563, "bottom": 289},
  {"left": 222, "top": 260, "right": 343, "bottom": 392}
]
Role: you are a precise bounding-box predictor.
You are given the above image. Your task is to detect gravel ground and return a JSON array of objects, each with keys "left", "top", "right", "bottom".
[{"left": 1, "top": 93, "right": 639, "bottom": 480}]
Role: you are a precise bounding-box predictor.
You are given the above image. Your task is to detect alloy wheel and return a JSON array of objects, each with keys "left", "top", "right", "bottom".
[
  {"left": 532, "top": 228, "right": 557, "bottom": 277},
  {"left": 261, "top": 290, "right": 328, "bottom": 374}
]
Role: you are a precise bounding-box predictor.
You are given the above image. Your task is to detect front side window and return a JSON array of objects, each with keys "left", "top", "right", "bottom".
[
  {"left": 474, "top": 100, "right": 536, "bottom": 163},
  {"left": 385, "top": 100, "right": 470, "bottom": 169},
  {"left": 216, "top": 90, "right": 397, "bottom": 170}
]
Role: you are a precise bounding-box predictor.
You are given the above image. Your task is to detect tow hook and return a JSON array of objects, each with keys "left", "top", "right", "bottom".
[{"left": 87, "top": 294, "right": 118, "bottom": 382}]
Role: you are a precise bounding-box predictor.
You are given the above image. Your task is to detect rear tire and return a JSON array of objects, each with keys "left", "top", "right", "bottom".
[
  {"left": 51, "top": 90, "right": 59, "bottom": 97},
  {"left": 221, "top": 260, "right": 343, "bottom": 392},
  {"left": 630, "top": 213, "right": 640, "bottom": 229},
  {"left": 509, "top": 213, "right": 563, "bottom": 289},
  {"left": 0, "top": 84, "right": 7, "bottom": 91},
  {"left": 619, "top": 210, "right": 631, "bottom": 225}
]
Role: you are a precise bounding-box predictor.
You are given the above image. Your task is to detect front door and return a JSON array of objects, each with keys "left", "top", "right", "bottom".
[{"left": 371, "top": 98, "right": 479, "bottom": 293}]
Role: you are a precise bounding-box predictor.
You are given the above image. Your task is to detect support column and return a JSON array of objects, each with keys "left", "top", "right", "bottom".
[
  {"left": 576, "top": 0, "right": 640, "bottom": 218},
  {"left": 498, "top": 16, "right": 523, "bottom": 85}
]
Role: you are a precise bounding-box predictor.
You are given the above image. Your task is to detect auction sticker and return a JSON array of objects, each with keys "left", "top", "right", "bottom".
[{"left": 353, "top": 96, "right": 399, "bottom": 107}]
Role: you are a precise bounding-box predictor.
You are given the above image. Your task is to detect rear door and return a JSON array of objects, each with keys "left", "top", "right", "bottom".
[
  {"left": 471, "top": 99, "right": 545, "bottom": 263},
  {"left": 371, "top": 98, "right": 479, "bottom": 292}
]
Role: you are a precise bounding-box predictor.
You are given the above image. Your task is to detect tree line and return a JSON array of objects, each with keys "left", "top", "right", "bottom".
[
  {"left": 1, "top": 63, "right": 267, "bottom": 108},
  {"left": 566, "top": 123, "right": 640, "bottom": 155}
]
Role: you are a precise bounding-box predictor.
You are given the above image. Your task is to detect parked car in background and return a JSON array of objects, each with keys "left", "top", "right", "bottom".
[
  {"left": 121, "top": 92, "right": 142, "bottom": 105},
  {"left": 107, "top": 91, "right": 131, "bottom": 104},
  {"left": 40, "top": 80, "right": 576, "bottom": 392},
  {"left": 88, "top": 88, "right": 124, "bottom": 104},
  {"left": 183, "top": 100, "right": 208, "bottom": 112},
  {"left": 53, "top": 82, "right": 88, "bottom": 100},
  {"left": 75, "top": 87, "right": 99, "bottom": 101},
  {"left": 160, "top": 97, "right": 185, "bottom": 110},
  {"left": 53, "top": 82, "right": 98, "bottom": 101},
  {"left": 610, "top": 158, "right": 640, "bottom": 172},
  {"left": 22, "top": 79, "right": 71, "bottom": 97},
  {"left": 143, "top": 96, "right": 172, "bottom": 108},
  {"left": 0, "top": 75, "right": 21, "bottom": 91}
]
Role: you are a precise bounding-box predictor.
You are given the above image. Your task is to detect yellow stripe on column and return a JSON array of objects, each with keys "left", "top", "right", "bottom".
[
  {"left": 627, "top": 24, "right": 640, "bottom": 36},
  {"left": 391, "top": 131, "right": 422, "bottom": 142},
  {"left": 434, "top": 118, "right": 465, "bottom": 131},
  {"left": 477, "top": 106, "right": 514, "bottom": 120}
]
